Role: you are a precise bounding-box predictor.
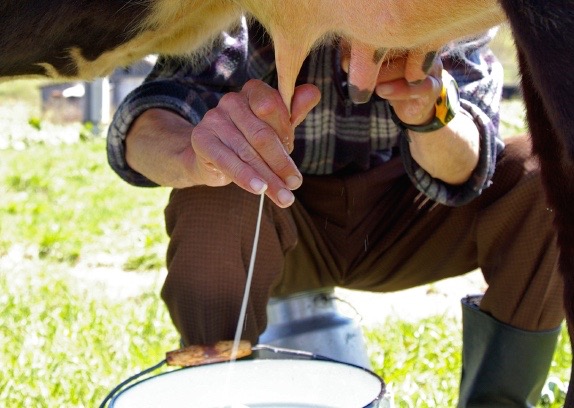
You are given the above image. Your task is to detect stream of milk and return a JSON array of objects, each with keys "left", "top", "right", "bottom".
[{"left": 223, "top": 191, "right": 266, "bottom": 406}]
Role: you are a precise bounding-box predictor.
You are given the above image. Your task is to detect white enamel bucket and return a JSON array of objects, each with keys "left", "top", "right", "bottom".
[{"left": 108, "top": 357, "right": 386, "bottom": 408}]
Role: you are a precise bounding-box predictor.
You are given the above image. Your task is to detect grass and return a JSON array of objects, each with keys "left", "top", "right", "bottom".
[
  {"left": 0, "top": 79, "right": 47, "bottom": 106},
  {"left": 366, "top": 320, "right": 571, "bottom": 407},
  {"left": 366, "top": 319, "right": 463, "bottom": 407},
  {"left": 0, "top": 138, "right": 169, "bottom": 266},
  {"left": 1, "top": 262, "right": 569, "bottom": 407},
  {"left": 0, "top": 73, "right": 569, "bottom": 407},
  {"left": 0, "top": 265, "right": 179, "bottom": 408},
  {"left": 490, "top": 24, "right": 520, "bottom": 85}
]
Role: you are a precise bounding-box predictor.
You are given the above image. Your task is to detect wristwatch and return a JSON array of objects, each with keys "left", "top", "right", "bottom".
[{"left": 391, "top": 69, "right": 460, "bottom": 133}]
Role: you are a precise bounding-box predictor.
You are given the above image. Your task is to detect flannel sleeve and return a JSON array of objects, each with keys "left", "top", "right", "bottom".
[
  {"left": 106, "top": 18, "right": 257, "bottom": 187},
  {"left": 399, "top": 28, "right": 505, "bottom": 206}
]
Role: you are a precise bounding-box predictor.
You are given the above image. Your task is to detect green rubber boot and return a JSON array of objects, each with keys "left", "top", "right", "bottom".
[{"left": 458, "top": 295, "right": 561, "bottom": 408}]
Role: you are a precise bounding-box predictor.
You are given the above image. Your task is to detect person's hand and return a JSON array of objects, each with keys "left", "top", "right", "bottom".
[
  {"left": 189, "top": 79, "right": 320, "bottom": 207},
  {"left": 339, "top": 42, "right": 444, "bottom": 127},
  {"left": 126, "top": 79, "right": 320, "bottom": 208},
  {"left": 375, "top": 55, "right": 479, "bottom": 185},
  {"left": 373, "top": 54, "right": 443, "bottom": 127},
  {"left": 339, "top": 46, "right": 479, "bottom": 185}
]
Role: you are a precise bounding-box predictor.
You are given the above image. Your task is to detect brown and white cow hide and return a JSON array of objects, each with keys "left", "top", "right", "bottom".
[
  {"left": 1, "top": 1, "right": 573, "bottom": 405},
  {"left": 0, "top": 1, "right": 506, "bottom": 106}
]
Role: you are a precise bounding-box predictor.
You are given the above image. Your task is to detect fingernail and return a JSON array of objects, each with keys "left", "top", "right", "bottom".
[
  {"left": 408, "top": 79, "right": 423, "bottom": 85},
  {"left": 250, "top": 178, "right": 267, "bottom": 195},
  {"left": 285, "top": 175, "right": 302, "bottom": 190},
  {"left": 277, "top": 189, "right": 295, "bottom": 207}
]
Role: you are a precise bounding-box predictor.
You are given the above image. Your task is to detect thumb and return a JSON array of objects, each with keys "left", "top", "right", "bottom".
[{"left": 290, "top": 84, "right": 321, "bottom": 128}]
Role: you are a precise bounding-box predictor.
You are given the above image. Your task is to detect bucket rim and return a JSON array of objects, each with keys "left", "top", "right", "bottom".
[{"left": 109, "top": 350, "right": 386, "bottom": 408}]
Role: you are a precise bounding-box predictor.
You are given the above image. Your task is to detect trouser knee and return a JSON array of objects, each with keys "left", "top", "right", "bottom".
[
  {"left": 162, "top": 185, "right": 297, "bottom": 344},
  {"left": 476, "top": 136, "right": 563, "bottom": 330}
]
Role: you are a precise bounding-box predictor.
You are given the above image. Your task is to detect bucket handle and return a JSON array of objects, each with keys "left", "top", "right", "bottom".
[
  {"left": 317, "top": 292, "right": 364, "bottom": 323},
  {"left": 98, "top": 359, "right": 167, "bottom": 408},
  {"left": 252, "top": 344, "right": 367, "bottom": 368},
  {"left": 252, "top": 344, "right": 321, "bottom": 359}
]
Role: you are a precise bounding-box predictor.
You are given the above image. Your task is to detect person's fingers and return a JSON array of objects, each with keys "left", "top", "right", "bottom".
[
  {"left": 188, "top": 79, "right": 318, "bottom": 207},
  {"left": 191, "top": 119, "right": 295, "bottom": 207},
  {"left": 190, "top": 81, "right": 300, "bottom": 207},
  {"left": 376, "top": 75, "right": 442, "bottom": 125},
  {"left": 243, "top": 79, "right": 293, "bottom": 149},
  {"left": 374, "top": 52, "right": 443, "bottom": 126},
  {"left": 223, "top": 91, "right": 302, "bottom": 194},
  {"left": 376, "top": 75, "right": 439, "bottom": 100},
  {"left": 189, "top": 109, "right": 245, "bottom": 187},
  {"left": 290, "top": 84, "right": 321, "bottom": 128},
  {"left": 375, "top": 54, "right": 408, "bottom": 83}
]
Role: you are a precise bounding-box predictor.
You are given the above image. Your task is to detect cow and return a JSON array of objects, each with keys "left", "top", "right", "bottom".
[
  {"left": 1, "top": 1, "right": 506, "bottom": 104},
  {"left": 1, "top": 0, "right": 573, "bottom": 405}
]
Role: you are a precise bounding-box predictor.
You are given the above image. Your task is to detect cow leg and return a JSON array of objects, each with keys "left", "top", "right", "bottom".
[
  {"left": 498, "top": 0, "right": 574, "bottom": 161},
  {"left": 517, "top": 48, "right": 574, "bottom": 405},
  {"left": 498, "top": 1, "right": 574, "bottom": 405}
]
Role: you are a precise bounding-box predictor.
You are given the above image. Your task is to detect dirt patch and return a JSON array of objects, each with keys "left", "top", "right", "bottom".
[{"left": 335, "top": 270, "right": 487, "bottom": 327}]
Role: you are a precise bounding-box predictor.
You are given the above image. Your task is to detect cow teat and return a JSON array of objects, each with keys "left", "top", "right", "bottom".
[
  {"left": 242, "top": 1, "right": 328, "bottom": 113},
  {"left": 241, "top": 0, "right": 503, "bottom": 112},
  {"left": 346, "top": 40, "right": 386, "bottom": 104}
]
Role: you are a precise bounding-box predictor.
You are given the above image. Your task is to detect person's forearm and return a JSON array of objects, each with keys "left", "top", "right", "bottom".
[
  {"left": 126, "top": 108, "right": 198, "bottom": 189},
  {"left": 407, "top": 111, "right": 480, "bottom": 185}
]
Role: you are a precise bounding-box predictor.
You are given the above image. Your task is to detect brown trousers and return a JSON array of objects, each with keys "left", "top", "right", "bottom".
[{"left": 162, "top": 136, "right": 564, "bottom": 345}]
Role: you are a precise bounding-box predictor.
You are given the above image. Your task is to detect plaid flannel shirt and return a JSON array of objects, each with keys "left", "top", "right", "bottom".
[{"left": 107, "top": 18, "right": 504, "bottom": 206}]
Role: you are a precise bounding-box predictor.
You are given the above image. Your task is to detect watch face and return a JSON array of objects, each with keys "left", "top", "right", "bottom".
[
  {"left": 447, "top": 79, "right": 460, "bottom": 107},
  {"left": 435, "top": 85, "right": 450, "bottom": 125},
  {"left": 437, "top": 77, "right": 459, "bottom": 125}
]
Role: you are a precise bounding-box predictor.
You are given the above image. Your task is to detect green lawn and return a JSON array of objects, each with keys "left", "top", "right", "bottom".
[
  {"left": 0, "top": 265, "right": 179, "bottom": 407},
  {"left": 0, "top": 139, "right": 169, "bottom": 266},
  {"left": 0, "top": 75, "right": 570, "bottom": 407},
  {"left": 490, "top": 24, "right": 520, "bottom": 86}
]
